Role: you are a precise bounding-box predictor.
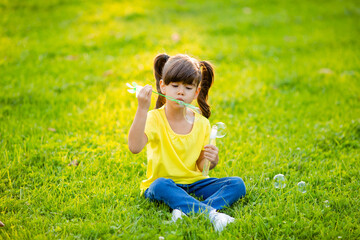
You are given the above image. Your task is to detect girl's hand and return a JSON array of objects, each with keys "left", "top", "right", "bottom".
[
  {"left": 203, "top": 144, "right": 219, "bottom": 168},
  {"left": 128, "top": 85, "right": 152, "bottom": 154},
  {"left": 137, "top": 85, "right": 152, "bottom": 111}
]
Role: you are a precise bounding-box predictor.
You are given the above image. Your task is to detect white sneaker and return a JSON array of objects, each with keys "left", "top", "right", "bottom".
[
  {"left": 171, "top": 209, "right": 186, "bottom": 222},
  {"left": 209, "top": 210, "right": 235, "bottom": 232}
]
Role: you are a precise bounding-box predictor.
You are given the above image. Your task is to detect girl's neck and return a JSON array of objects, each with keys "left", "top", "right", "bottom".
[
  {"left": 164, "top": 104, "right": 194, "bottom": 135},
  {"left": 164, "top": 104, "right": 184, "bottom": 121}
]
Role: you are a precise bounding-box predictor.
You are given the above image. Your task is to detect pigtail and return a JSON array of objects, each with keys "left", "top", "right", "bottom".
[
  {"left": 154, "top": 53, "right": 170, "bottom": 108},
  {"left": 197, "top": 61, "right": 214, "bottom": 118}
]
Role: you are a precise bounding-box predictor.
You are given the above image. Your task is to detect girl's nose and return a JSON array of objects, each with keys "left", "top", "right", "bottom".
[{"left": 178, "top": 86, "right": 184, "bottom": 95}]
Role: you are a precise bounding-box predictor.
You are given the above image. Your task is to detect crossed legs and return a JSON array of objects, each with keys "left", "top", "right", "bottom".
[{"left": 144, "top": 177, "right": 246, "bottom": 214}]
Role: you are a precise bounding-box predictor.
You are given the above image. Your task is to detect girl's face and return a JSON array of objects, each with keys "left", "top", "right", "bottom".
[{"left": 160, "top": 80, "right": 200, "bottom": 108}]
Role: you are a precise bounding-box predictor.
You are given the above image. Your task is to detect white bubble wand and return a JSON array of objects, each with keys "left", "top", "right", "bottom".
[{"left": 202, "top": 122, "right": 226, "bottom": 176}]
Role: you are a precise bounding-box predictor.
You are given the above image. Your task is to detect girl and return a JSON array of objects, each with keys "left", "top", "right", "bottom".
[{"left": 128, "top": 53, "right": 246, "bottom": 232}]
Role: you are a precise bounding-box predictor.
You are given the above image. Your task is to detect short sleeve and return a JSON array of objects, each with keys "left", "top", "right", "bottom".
[
  {"left": 144, "top": 110, "right": 157, "bottom": 143},
  {"left": 203, "top": 118, "right": 211, "bottom": 148}
]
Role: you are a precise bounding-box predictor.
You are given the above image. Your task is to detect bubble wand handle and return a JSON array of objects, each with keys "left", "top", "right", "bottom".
[{"left": 202, "top": 125, "right": 218, "bottom": 176}]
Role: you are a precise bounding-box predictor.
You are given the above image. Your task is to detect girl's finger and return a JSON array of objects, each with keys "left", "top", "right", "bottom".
[
  {"left": 205, "top": 148, "right": 218, "bottom": 155},
  {"left": 204, "top": 145, "right": 218, "bottom": 152},
  {"left": 145, "top": 86, "right": 152, "bottom": 95},
  {"left": 204, "top": 153, "right": 215, "bottom": 160},
  {"left": 204, "top": 153, "right": 215, "bottom": 159}
]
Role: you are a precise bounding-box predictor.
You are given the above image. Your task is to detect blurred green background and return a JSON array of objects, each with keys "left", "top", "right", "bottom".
[{"left": 0, "top": 0, "right": 359, "bottom": 239}]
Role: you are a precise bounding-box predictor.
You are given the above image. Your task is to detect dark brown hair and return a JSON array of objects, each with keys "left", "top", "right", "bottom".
[{"left": 153, "top": 54, "right": 214, "bottom": 118}]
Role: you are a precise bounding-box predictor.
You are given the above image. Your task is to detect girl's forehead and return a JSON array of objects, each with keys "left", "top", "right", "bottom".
[{"left": 169, "top": 80, "right": 197, "bottom": 86}]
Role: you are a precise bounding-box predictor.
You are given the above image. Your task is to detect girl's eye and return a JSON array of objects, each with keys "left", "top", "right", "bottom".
[
  {"left": 186, "top": 87, "right": 193, "bottom": 90},
  {"left": 172, "top": 84, "right": 178, "bottom": 88}
]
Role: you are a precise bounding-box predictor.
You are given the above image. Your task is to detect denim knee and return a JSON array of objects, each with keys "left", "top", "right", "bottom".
[
  {"left": 147, "top": 178, "right": 175, "bottom": 200},
  {"left": 229, "top": 177, "right": 246, "bottom": 198}
]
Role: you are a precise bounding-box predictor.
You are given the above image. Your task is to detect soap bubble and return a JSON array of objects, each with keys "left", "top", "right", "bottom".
[
  {"left": 324, "top": 200, "right": 330, "bottom": 208},
  {"left": 273, "top": 174, "right": 286, "bottom": 189},
  {"left": 297, "top": 181, "right": 306, "bottom": 193},
  {"left": 183, "top": 106, "right": 200, "bottom": 124},
  {"left": 214, "top": 122, "right": 226, "bottom": 138}
]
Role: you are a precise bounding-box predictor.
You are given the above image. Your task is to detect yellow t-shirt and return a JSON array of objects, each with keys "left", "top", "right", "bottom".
[{"left": 140, "top": 106, "right": 211, "bottom": 192}]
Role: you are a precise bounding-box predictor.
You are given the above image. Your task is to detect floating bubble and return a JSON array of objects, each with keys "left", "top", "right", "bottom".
[
  {"left": 297, "top": 181, "right": 306, "bottom": 193},
  {"left": 214, "top": 122, "right": 226, "bottom": 138},
  {"left": 324, "top": 200, "right": 330, "bottom": 208},
  {"left": 273, "top": 174, "right": 286, "bottom": 189},
  {"left": 183, "top": 106, "right": 200, "bottom": 124}
]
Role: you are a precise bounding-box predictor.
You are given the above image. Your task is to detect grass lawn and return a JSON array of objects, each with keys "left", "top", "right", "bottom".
[{"left": 1, "top": 0, "right": 359, "bottom": 239}]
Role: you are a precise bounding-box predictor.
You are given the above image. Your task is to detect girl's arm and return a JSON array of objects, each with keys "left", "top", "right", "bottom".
[
  {"left": 128, "top": 85, "right": 152, "bottom": 154},
  {"left": 196, "top": 145, "right": 219, "bottom": 171}
]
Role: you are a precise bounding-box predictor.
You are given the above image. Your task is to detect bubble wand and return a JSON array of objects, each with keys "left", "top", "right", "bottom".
[
  {"left": 126, "top": 82, "right": 199, "bottom": 111},
  {"left": 202, "top": 122, "right": 226, "bottom": 176}
]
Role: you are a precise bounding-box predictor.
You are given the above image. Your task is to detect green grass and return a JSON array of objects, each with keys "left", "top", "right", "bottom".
[{"left": 1, "top": 0, "right": 359, "bottom": 239}]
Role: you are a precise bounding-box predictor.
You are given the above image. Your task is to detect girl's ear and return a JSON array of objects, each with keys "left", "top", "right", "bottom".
[
  {"left": 194, "top": 86, "right": 201, "bottom": 99},
  {"left": 159, "top": 79, "right": 166, "bottom": 94}
]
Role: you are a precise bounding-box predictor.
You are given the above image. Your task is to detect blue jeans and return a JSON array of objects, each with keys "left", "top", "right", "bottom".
[{"left": 144, "top": 177, "right": 246, "bottom": 214}]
